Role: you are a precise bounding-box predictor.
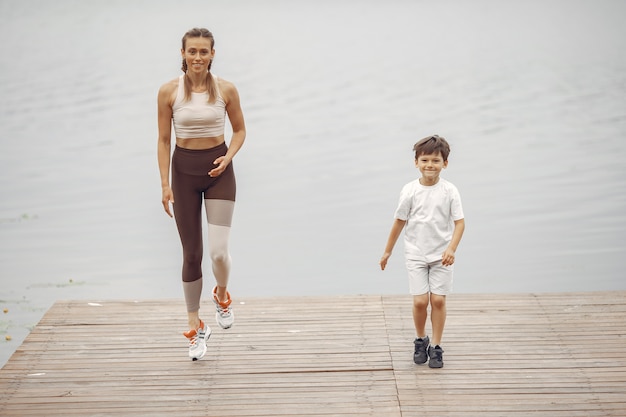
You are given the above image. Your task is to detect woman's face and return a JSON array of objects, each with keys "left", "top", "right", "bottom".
[{"left": 181, "top": 37, "right": 215, "bottom": 74}]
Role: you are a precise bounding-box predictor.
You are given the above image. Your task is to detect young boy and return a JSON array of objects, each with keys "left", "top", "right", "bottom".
[{"left": 380, "top": 135, "right": 465, "bottom": 368}]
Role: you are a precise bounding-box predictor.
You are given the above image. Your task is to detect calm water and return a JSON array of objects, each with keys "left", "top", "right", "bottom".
[{"left": 1, "top": 0, "right": 625, "bottom": 366}]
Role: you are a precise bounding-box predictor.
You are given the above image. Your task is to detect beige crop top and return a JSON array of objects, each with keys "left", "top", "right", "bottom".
[{"left": 172, "top": 74, "right": 226, "bottom": 138}]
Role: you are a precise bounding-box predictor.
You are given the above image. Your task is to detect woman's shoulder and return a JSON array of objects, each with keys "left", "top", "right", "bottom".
[
  {"left": 159, "top": 77, "right": 180, "bottom": 94},
  {"left": 216, "top": 76, "right": 238, "bottom": 96},
  {"left": 158, "top": 77, "right": 181, "bottom": 105}
]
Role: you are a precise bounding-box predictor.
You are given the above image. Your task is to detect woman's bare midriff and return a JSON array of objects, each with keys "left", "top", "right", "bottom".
[{"left": 176, "top": 135, "right": 225, "bottom": 150}]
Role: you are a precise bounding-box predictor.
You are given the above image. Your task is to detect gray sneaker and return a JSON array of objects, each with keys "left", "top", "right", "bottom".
[
  {"left": 428, "top": 345, "right": 444, "bottom": 368},
  {"left": 413, "top": 336, "right": 430, "bottom": 364}
]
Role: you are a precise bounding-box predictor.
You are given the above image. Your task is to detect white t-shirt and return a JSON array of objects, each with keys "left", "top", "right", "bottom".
[{"left": 394, "top": 178, "right": 464, "bottom": 263}]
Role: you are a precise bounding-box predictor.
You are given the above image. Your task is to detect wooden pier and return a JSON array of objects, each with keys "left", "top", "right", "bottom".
[{"left": 1, "top": 292, "right": 625, "bottom": 416}]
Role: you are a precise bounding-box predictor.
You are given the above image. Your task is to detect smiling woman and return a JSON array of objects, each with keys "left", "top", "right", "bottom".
[{"left": 156, "top": 27, "right": 247, "bottom": 361}]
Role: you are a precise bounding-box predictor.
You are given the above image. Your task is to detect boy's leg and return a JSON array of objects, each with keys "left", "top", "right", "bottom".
[
  {"left": 427, "top": 262, "right": 453, "bottom": 368},
  {"left": 407, "top": 259, "right": 430, "bottom": 337},
  {"left": 429, "top": 294, "right": 447, "bottom": 346},
  {"left": 412, "top": 294, "right": 429, "bottom": 338},
  {"left": 408, "top": 260, "right": 431, "bottom": 364},
  {"left": 428, "top": 261, "right": 453, "bottom": 345},
  {"left": 412, "top": 294, "right": 430, "bottom": 364}
]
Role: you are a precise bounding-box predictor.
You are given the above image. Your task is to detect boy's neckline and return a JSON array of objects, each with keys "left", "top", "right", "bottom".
[{"left": 419, "top": 177, "right": 441, "bottom": 187}]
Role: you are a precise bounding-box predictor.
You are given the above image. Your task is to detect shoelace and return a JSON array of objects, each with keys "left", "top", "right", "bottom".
[
  {"left": 184, "top": 326, "right": 204, "bottom": 346},
  {"left": 214, "top": 293, "right": 232, "bottom": 316},
  {"left": 217, "top": 304, "right": 231, "bottom": 316},
  {"left": 188, "top": 333, "right": 198, "bottom": 347}
]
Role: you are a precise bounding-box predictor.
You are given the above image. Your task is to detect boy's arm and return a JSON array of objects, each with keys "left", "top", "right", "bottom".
[
  {"left": 442, "top": 218, "right": 465, "bottom": 267},
  {"left": 380, "top": 219, "right": 406, "bottom": 270}
]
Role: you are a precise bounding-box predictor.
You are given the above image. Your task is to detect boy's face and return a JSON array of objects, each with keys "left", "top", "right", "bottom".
[{"left": 415, "top": 151, "right": 448, "bottom": 184}]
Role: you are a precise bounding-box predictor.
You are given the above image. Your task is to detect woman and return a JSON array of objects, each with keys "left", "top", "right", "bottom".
[{"left": 157, "top": 28, "right": 246, "bottom": 361}]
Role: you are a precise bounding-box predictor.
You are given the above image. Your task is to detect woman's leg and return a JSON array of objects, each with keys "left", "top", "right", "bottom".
[
  {"left": 205, "top": 200, "right": 235, "bottom": 329},
  {"left": 202, "top": 146, "right": 236, "bottom": 329},
  {"left": 172, "top": 150, "right": 205, "bottom": 330},
  {"left": 205, "top": 199, "right": 234, "bottom": 302},
  {"left": 182, "top": 279, "right": 203, "bottom": 330}
]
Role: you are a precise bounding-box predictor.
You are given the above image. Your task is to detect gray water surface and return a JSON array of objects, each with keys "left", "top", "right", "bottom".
[{"left": 1, "top": 0, "right": 625, "bottom": 367}]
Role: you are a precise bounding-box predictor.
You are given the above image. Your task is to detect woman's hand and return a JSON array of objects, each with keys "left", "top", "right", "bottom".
[
  {"left": 162, "top": 186, "right": 174, "bottom": 217},
  {"left": 208, "top": 155, "right": 231, "bottom": 177}
]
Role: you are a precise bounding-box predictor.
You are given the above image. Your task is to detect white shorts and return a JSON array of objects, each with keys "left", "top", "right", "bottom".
[{"left": 406, "top": 259, "right": 453, "bottom": 296}]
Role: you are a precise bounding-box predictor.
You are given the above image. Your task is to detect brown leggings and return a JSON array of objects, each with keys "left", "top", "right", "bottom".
[{"left": 171, "top": 143, "right": 236, "bottom": 289}]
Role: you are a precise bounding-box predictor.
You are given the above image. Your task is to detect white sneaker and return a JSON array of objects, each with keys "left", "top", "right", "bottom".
[
  {"left": 212, "top": 287, "right": 234, "bottom": 329},
  {"left": 183, "top": 320, "right": 211, "bottom": 361}
]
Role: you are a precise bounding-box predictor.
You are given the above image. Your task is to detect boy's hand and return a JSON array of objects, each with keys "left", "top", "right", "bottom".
[
  {"left": 441, "top": 248, "right": 455, "bottom": 266},
  {"left": 379, "top": 253, "right": 391, "bottom": 270}
]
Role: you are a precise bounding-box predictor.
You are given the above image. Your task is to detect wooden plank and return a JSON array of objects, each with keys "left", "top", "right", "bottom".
[
  {"left": 0, "top": 295, "right": 401, "bottom": 417},
  {"left": 382, "top": 291, "right": 626, "bottom": 417},
  {"left": 0, "top": 291, "right": 625, "bottom": 416}
]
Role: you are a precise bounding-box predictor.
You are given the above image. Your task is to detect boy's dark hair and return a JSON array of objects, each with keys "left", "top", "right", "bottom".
[{"left": 413, "top": 135, "right": 451, "bottom": 161}]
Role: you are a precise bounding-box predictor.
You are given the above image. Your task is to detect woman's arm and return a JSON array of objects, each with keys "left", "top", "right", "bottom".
[
  {"left": 157, "top": 80, "right": 176, "bottom": 217},
  {"left": 209, "top": 79, "right": 246, "bottom": 177}
]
